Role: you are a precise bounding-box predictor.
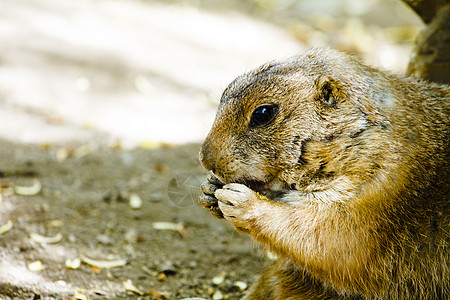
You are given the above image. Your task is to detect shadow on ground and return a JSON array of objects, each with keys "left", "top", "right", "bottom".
[{"left": 0, "top": 139, "right": 264, "bottom": 299}]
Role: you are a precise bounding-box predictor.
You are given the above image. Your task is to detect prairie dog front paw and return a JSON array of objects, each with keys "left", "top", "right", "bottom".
[
  {"left": 215, "top": 183, "right": 260, "bottom": 230},
  {"left": 198, "top": 174, "right": 224, "bottom": 219}
]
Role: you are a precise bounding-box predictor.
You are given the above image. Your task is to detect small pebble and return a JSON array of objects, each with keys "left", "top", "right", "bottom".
[
  {"left": 28, "top": 260, "right": 44, "bottom": 272},
  {"left": 124, "top": 229, "right": 138, "bottom": 243},
  {"left": 129, "top": 193, "right": 142, "bottom": 209},
  {"left": 68, "top": 234, "right": 77, "bottom": 243},
  {"left": 158, "top": 260, "right": 177, "bottom": 275},
  {"left": 234, "top": 280, "right": 248, "bottom": 291},
  {"left": 96, "top": 234, "right": 113, "bottom": 245},
  {"left": 212, "top": 290, "right": 224, "bottom": 300},
  {"left": 157, "top": 273, "right": 166, "bottom": 281},
  {"left": 56, "top": 280, "right": 67, "bottom": 287},
  {"left": 212, "top": 273, "right": 225, "bottom": 285},
  {"left": 72, "top": 294, "right": 88, "bottom": 300},
  {"left": 65, "top": 257, "right": 81, "bottom": 269},
  {"left": 188, "top": 260, "right": 198, "bottom": 268}
]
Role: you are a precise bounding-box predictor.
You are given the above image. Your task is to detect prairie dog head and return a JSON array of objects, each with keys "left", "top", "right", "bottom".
[{"left": 200, "top": 48, "right": 392, "bottom": 195}]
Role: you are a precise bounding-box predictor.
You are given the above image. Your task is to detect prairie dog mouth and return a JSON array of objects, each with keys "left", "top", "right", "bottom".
[
  {"left": 210, "top": 174, "right": 283, "bottom": 197},
  {"left": 244, "top": 178, "right": 290, "bottom": 200},
  {"left": 210, "top": 174, "right": 269, "bottom": 193},
  {"left": 243, "top": 180, "right": 268, "bottom": 193}
]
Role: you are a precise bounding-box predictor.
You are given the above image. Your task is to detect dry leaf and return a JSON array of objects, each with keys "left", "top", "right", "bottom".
[
  {"left": 14, "top": 179, "right": 41, "bottom": 196},
  {"left": 30, "top": 232, "right": 62, "bottom": 244},
  {"left": 152, "top": 222, "right": 186, "bottom": 236},
  {"left": 144, "top": 289, "right": 171, "bottom": 300},
  {"left": 80, "top": 254, "right": 127, "bottom": 269},
  {"left": 72, "top": 294, "right": 88, "bottom": 300},
  {"left": 0, "top": 220, "right": 13, "bottom": 235},
  {"left": 46, "top": 219, "right": 64, "bottom": 228},
  {"left": 123, "top": 279, "right": 143, "bottom": 295}
]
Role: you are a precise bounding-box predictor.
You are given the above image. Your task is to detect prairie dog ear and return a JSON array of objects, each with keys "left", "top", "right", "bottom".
[{"left": 314, "top": 76, "right": 346, "bottom": 107}]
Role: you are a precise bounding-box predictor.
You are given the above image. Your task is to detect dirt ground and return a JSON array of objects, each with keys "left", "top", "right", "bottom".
[
  {"left": 0, "top": 140, "right": 265, "bottom": 299},
  {"left": 0, "top": 0, "right": 421, "bottom": 299}
]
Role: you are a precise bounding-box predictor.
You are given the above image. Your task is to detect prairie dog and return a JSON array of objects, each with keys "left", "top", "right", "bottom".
[{"left": 199, "top": 48, "right": 449, "bottom": 299}]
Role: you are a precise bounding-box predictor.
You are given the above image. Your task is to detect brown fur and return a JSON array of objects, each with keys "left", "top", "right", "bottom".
[{"left": 198, "top": 48, "right": 449, "bottom": 299}]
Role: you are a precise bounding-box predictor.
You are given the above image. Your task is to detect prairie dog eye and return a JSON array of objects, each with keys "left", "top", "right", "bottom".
[{"left": 249, "top": 104, "right": 278, "bottom": 128}]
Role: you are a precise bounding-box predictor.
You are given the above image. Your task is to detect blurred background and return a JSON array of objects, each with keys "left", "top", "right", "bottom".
[{"left": 1, "top": 0, "right": 421, "bottom": 148}]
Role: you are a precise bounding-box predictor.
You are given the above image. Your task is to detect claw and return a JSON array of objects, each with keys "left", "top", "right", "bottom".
[
  {"left": 201, "top": 181, "right": 219, "bottom": 195},
  {"left": 210, "top": 206, "right": 224, "bottom": 219},
  {"left": 198, "top": 194, "right": 218, "bottom": 208},
  {"left": 207, "top": 174, "right": 224, "bottom": 186}
]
